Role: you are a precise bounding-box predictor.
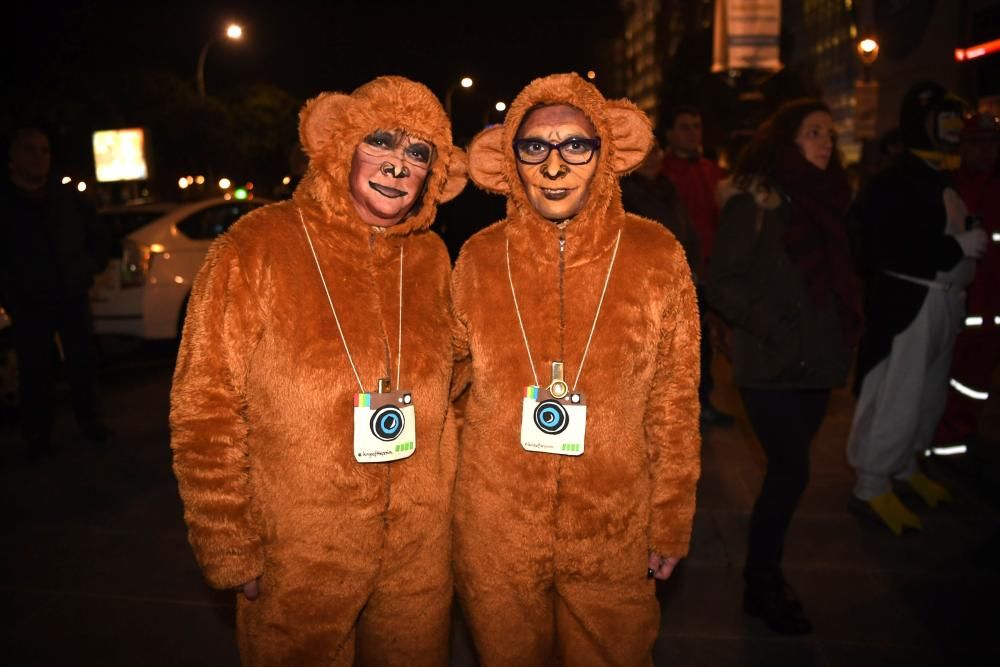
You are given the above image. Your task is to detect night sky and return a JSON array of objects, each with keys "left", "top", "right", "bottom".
[{"left": 9, "top": 1, "right": 624, "bottom": 130}]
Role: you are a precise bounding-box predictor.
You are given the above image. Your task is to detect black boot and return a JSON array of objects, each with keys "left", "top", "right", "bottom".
[{"left": 743, "top": 572, "right": 812, "bottom": 635}]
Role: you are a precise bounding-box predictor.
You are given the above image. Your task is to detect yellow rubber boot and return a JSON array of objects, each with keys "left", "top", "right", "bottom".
[
  {"left": 868, "top": 492, "right": 922, "bottom": 536},
  {"left": 904, "top": 472, "right": 953, "bottom": 508}
]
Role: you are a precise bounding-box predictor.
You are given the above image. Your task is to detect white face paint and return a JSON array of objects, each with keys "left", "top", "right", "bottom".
[{"left": 349, "top": 130, "right": 433, "bottom": 227}]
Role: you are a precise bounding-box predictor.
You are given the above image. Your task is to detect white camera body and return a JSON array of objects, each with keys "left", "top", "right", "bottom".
[
  {"left": 520, "top": 385, "right": 587, "bottom": 456},
  {"left": 353, "top": 390, "right": 416, "bottom": 463}
]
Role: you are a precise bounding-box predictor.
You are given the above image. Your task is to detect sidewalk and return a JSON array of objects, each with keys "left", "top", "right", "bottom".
[
  {"left": 1, "top": 348, "right": 997, "bottom": 665},
  {"left": 654, "top": 361, "right": 1000, "bottom": 666}
]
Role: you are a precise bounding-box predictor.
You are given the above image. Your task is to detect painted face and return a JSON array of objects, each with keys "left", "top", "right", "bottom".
[
  {"left": 349, "top": 130, "right": 433, "bottom": 227},
  {"left": 795, "top": 111, "right": 835, "bottom": 170},
  {"left": 665, "top": 113, "right": 702, "bottom": 158},
  {"left": 515, "top": 105, "right": 599, "bottom": 222}
]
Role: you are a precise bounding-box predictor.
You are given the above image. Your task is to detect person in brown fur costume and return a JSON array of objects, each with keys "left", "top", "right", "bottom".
[
  {"left": 451, "top": 73, "right": 702, "bottom": 665},
  {"left": 169, "top": 76, "right": 467, "bottom": 665}
]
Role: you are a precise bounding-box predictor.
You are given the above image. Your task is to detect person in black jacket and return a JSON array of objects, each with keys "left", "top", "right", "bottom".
[
  {"left": 709, "top": 99, "right": 861, "bottom": 636},
  {"left": 0, "top": 124, "right": 112, "bottom": 459},
  {"left": 621, "top": 138, "right": 701, "bottom": 278},
  {"left": 847, "top": 82, "right": 988, "bottom": 535}
]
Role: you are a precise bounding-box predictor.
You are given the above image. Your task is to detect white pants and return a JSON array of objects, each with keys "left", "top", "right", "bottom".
[{"left": 848, "top": 287, "right": 965, "bottom": 500}]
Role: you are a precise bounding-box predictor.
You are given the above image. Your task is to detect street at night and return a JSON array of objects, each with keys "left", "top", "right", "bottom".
[
  {"left": 1, "top": 344, "right": 997, "bottom": 665},
  {"left": 4, "top": 0, "right": 1000, "bottom": 664}
]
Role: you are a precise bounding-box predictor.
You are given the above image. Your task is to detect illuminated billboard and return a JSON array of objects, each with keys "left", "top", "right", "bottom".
[{"left": 92, "top": 128, "right": 149, "bottom": 182}]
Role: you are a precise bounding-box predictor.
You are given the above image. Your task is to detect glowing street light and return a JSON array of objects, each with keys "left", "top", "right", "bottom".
[
  {"left": 218, "top": 177, "right": 232, "bottom": 190},
  {"left": 77, "top": 182, "right": 87, "bottom": 192},
  {"left": 586, "top": 70, "right": 597, "bottom": 80},
  {"left": 197, "top": 22, "right": 244, "bottom": 101},
  {"left": 61, "top": 176, "right": 72, "bottom": 184},
  {"left": 858, "top": 38, "right": 879, "bottom": 62},
  {"left": 495, "top": 101, "right": 507, "bottom": 112},
  {"left": 445, "top": 76, "right": 474, "bottom": 117},
  {"left": 854, "top": 36, "right": 881, "bottom": 140},
  {"left": 178, "top": 177, "right": 190, "bottom": 189},
  {"left": 857, "top": 37, "right": 879, "bottom": 81}
]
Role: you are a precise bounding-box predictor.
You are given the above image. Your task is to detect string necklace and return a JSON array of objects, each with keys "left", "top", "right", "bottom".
[
  {"left": 505, "top": 229, "right": 621, "bottom": 390},
  {"left": 299, "top": 209, "right": 403, "bottom": 393}
]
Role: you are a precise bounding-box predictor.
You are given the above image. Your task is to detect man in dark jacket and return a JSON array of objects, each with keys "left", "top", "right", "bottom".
[
  {"left": 847, "top": 83, "right": 987, "bottom": 535},
  {"left": 660, "top": 108, "right": 734, "bottom": 427},
  {"left": 621, "top": 138, "right": 701, "bottom": 278},
  {"left": 0, "top": 125, "right": 112, "bottom": 458}
]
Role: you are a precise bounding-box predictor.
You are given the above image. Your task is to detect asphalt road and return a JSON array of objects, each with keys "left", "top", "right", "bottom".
[{"left": 1, "top": 337, "right": 998, "bottom": 666}]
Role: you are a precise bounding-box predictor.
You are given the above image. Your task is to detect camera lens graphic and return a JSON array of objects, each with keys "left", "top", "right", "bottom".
[
  {"left": 371, "top": 405, "right": 405, "bottom": 441},
  {"left": 533, "top": 400, "right": 568, "bottom": 435}
]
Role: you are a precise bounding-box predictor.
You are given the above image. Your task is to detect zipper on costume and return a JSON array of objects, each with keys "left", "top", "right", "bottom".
[
  {"left": 559, "top": 234, "right": 566, "bottom": 361},
  {"left": 554, "top": 232, "right": 566, "bottom": 571},
  {"left": 368, "top": 228, "right": 393, "bottom": 381},
  {"left": 368, "top": 228, "right": 393, "bottom": 561}
]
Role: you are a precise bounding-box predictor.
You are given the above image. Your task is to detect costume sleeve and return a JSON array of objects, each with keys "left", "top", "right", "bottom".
[
  {"left": 706, "top": 194, "right": 774, "bottom": 340},
  {"left": 645, "top": 245, "right": 702, "bottom": 557},
  {"left": 449, "top": 253, "right": 473, "bottom": 402},
  {"left": 169, "top": 237, "right": 265, "bottom": 590}
]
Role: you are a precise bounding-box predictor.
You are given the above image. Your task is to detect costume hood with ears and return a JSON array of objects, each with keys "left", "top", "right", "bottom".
[
  {"left": 171, "top": 76, "right": 465, "bottom": 664},
  {"left": 295, "top": 75, "right": 467, "bottom": 236},
  {"left": 451, "top": 74, "right": 701, "bottom": 664},
  {"left": 467, "top": 73, "right": 653, "bottom": 261}
]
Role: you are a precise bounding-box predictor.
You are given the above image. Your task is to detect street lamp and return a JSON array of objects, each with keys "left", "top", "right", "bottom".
[
  {"left": 857, "top": 38, "right": 879, "bottom": 81},
  {"left": 854, "top": 36, "right": 881, "bottom": 158},
  {"left": 197, "top": 22, "right": 243, "bottom": 101},
  {"left": 444, "top": 76, "right": 474, "bottom": 117}
]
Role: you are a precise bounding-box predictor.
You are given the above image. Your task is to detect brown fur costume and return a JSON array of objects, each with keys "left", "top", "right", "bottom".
[
  {"left": 170, "top": 76, "right": 466, "bottom": 665},
  {"left": 451, "top": 73, "right": 702, "bottom": 665}
]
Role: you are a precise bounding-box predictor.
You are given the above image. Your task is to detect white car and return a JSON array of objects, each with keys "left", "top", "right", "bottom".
[{"left": 90, "top": 197, "right": 269, "bottom": 339}]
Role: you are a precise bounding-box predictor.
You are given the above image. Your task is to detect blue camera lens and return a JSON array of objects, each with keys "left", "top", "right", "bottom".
[
  {"left": 534, "top": 400, "right": 568, "bottom": 435},
  {"left": 371, "top": 406, "right": 405, "bottom": 441}
]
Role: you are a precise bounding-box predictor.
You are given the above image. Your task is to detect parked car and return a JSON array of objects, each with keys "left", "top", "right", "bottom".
[{"left": 90, "top": 197, "right": 269, "bottom": 339}]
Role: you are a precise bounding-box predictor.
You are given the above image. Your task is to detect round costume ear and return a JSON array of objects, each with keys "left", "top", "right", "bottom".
[
  {"left": 467, "top": 126, "right": 510, "bottom": 194},
  {"left": 438, "top": 148, "right": 468, "bottom": 203},
  {"left": 299, "top": 93, "right": 356, "bottom": 158},
  {"left": 605, "top": 101, "right": 654, "bottom": 174}
]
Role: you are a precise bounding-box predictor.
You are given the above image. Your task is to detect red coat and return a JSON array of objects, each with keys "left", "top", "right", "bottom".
[
  {"left": 935, "top": 166, "right": 1000, "bottom": 444},
  {"left": 661, "top": 151, "right": 722, "bottom": 260},
  {"left": 956, "top": 167, "right": 1000, "bottom": 319}
]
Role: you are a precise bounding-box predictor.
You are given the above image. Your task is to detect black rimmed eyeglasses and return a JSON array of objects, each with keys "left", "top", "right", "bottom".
[{"left": 512, "top": 137, "right": 602, "bottom": 165}]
